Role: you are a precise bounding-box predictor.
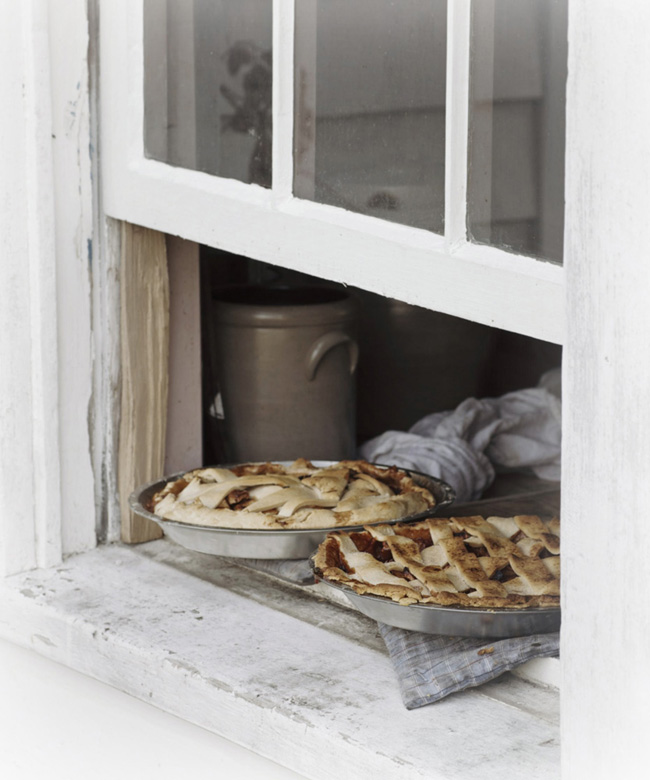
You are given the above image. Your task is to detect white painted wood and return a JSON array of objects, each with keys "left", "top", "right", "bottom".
[
  {"left": 102, "top": 156, "right": 564, "bottom": 342},
  {"left": 513, "top": 657, "right": 561, "bottom": 690},
  {"left": 445, "top": 0, "right": 471, "bottom": 248},
  {"left": 164, "top": 237, "right": 203, "bottom": 475},
  {"left": 562, "top": 3, "right": 650, "bottom": 778},
  {"left": 21, "top": 0, "right": 63, "bottom": 569},
  {"left": 0, "top": 0, "right": 44, "bottom": 575},
  {"left": 0, "top": 0, "right": 97, "bottom": 573},
  {"left": 48, "top": 0, "right": 97, "bottom": 557},
  {"left": 0, "top": 638, "right": 305, "bottom": 780},
  {"left": 87, "top": 3, "right": 123, "bottom": 545},
  {"left": 89, "top": 217, "right": 123, "bottom": 545},
  {"left": 272, "top": 0, "right": 295, "bottom": 201},
  {"left": 99, "top": 0, "right": 565, "bottom": 344},
  {"left": 0, "top": 543, "right": 560, "bottom": 780}
]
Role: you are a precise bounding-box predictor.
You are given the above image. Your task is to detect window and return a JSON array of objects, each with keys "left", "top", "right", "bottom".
[
  {"left": 6, "top": 4, "right": 649, "bottom": 776},
  {"left": 101, "top": 0, "right": 566, "bottom": 344}
]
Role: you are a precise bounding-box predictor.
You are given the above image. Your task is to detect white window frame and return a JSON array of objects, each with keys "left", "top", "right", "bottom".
[{"left": 100, "top": 0, "right": 564, "bottom": 345}]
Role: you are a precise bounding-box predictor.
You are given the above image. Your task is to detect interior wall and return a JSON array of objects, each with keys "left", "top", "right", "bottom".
[{"left": 165, "top": 236, "right": 203, "bottom": 474}]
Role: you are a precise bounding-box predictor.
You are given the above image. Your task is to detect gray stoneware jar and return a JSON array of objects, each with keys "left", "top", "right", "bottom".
[{"left": 213, "top": 286, "right": 359, "bottom": 462}]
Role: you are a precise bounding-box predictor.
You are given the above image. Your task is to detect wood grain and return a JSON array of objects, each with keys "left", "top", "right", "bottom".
[{"left": 118, "top": 223, "right": 169, "bottom": 543}]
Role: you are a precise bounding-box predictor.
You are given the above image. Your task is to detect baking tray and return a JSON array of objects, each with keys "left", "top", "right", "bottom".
[
  {"left": 310, "top": 570, "right": 561, "bottom": 638},
  {"left": 129, "top": 461, "right": 455, "bottom": 560}
]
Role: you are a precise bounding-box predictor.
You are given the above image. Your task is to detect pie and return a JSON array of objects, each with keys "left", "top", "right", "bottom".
[
  {"left": 149, "top": 459, "right": 436, "bottom": 530},
  {"left": 312, "top": 514, "right": 560, "bottom": 609}
]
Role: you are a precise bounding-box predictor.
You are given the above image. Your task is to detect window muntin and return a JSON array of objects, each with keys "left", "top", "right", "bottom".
[
  {"left": 100, "top": 1, "right": 566, "bottom": 347},
  {"left": 140, "top": 0, "right": 567, "bottom": 261}
]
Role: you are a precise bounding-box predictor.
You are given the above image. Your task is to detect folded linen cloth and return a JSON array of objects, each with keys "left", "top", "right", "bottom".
[
  {"left": 360, "top": 386, "right": 562, "bottom": 502},
  {"left": 378, "top": 624, "right": 560, "bottom": 709}
]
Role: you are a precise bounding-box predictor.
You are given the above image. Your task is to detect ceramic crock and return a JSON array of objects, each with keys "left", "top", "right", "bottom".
[{"left": 213, "top": 286, "right": 359, "bottom": 461}]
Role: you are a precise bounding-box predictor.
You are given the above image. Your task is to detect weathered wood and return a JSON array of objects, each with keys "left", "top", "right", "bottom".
[
  {"left": 562, "top": 3, "right": 650, "bottom": 777},
  {"left": 49, "top": 0, "right": 97, "bottom": 557},
  {"left": 0, "top": 0, "right": 98, "bottom": 573},
  {"left": 0, "top": 639, "right": 304, "bottom": 780},
  {"left": 0, "top": 0, "right": 53, "bottom": 574},
  {"left": 0, "top": 542, "right": 560, "bottom": 780},
  {"left": 118, "top": 223, "right": 169, "bottom": 543}
]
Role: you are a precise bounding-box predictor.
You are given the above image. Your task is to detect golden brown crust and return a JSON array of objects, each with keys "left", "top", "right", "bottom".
[
  {"left": 312, "top": 515, "right": 560, "bottom": 610},
  {"left": 151, "top": 459, "right": 436, "bottom": 531}
]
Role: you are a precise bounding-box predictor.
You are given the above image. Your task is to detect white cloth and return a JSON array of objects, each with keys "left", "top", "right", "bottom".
[{"left": 359, "top": 387, "right": 561, "bottom": 503}]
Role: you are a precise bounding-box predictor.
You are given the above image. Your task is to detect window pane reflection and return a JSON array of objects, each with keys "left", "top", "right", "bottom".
[
  {"left": 144, "top": 0, "right": 273, "bottom": 187},
  {"left": 467, "top": 0, "right": 567, "bottom": 263},
  {"left": 294, "top": 0, "right": 447, "bottom": 233}
]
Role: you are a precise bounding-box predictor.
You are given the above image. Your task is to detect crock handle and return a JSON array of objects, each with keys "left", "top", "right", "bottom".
[{"left": 305, "top": 331, "right": 359, "bottom": 381}]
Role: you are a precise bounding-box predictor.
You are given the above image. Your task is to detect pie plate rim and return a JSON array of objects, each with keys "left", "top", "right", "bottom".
[
  {"left": 308, "top": 554, "right": 561, "bottom": 637},
  {"left": 128, "top": 461, "right": 456, "bottom": 559}
]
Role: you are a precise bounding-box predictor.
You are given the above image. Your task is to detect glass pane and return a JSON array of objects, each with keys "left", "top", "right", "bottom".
[
  {"left": 294, "top": 0, "right": 447, "bottom": 233},
  {"left": 467, "top": 0, "right": 567, "bottom": 263},
  {"left": 143, "top": 0, "right": 272, "bottom": 187}
]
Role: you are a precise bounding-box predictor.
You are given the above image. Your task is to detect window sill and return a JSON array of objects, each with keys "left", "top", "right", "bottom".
[
  {"left": 0, "top": 541, "right": 559, "bottom": 779},
  {"left": 0, "top": 637, "right": 305, "bottom": 779}
]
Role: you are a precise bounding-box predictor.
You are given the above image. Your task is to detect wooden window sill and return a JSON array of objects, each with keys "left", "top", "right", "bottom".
[{"left": 0, "top": 541, "right": 559, "bottom": 779}]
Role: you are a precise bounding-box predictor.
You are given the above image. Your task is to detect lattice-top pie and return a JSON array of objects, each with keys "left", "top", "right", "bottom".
[
  {"left": 149, "top": 459, "right": 436, "bottom": 530},
  {"left": 312, "top": 514, "right": 560, "bottom": 609}
]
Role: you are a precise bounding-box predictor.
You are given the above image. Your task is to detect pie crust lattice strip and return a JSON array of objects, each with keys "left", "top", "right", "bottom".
[
  {"left": 149, "top": 459, "right": 437, "bottom": 531},
  {"left": 312, "top": 514, "right": 560, "bottom": 609}
]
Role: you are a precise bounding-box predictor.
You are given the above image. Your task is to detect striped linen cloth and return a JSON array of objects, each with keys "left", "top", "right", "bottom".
[{"left": 378, "top": 624, "right": 560, "bottom": 708}]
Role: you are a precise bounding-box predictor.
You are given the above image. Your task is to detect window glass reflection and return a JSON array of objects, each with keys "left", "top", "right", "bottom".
[
  {"left": 144, "top": 0, "right": 273, "bottom": 187},
  {"left": 294, "top": 0, "right": 447, "bottom": 233},
  {"left": 467, "top": 0, "right": 567, "bottom": 262}
]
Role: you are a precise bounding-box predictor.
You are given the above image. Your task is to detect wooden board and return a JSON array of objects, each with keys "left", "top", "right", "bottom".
[{"left": 118, "top": 223, "right": 169, "bottom": 543}]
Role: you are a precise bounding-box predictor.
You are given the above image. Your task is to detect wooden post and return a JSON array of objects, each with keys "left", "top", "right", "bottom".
[
  {"left": 118, "top": 222, "right": 169, "bottom": 543},
  {"left": 562, "top": 2, "right": 650, "bottom": 775}
]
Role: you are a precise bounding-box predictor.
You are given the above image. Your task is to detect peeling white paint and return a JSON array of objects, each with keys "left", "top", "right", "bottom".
[
  {"left": 0, "top": 0, "right": 98, "bottom": 574},
  {"left": 48, "top": 0, "right": 96, "bottom": 556},
  {"left": 0, "top": 0, "right": 63, "bottom": 573},
  {"left": 0, "top": 543, "right": 560, "bottom": 780}
]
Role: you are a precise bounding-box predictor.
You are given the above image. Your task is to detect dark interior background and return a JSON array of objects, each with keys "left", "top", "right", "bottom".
[{"left": 200, "top": 245, "right": 561, "bottom": 464}]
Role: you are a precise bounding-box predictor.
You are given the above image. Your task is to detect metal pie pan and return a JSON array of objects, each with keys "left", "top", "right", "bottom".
[
  {"left": 311, "top": 573, "right": 561, "bottom": 638},
  {"left": 128, "top": 461, "right": 456, "bottom": 560}
]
